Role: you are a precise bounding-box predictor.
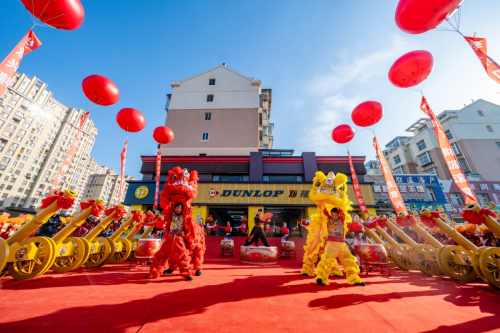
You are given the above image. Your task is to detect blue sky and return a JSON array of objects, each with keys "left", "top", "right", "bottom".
[{"left": 1, "top": 1, "right": 500, "bottom": 178}]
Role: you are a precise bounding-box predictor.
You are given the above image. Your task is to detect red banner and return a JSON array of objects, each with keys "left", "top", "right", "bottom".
[
  {"left": 373, "top": 137, "right": 408, "bottom": 215},
  {"left": 420, "top": 97, "right": 477, "bottom": 204},
  {"left": 153, "top": 151, "right": 161, "bottom": 210},
  {"left": 348, "top": 151, "right": 368, "bottom": 216},
  {"left": 50, "top": 112, "right": 90, "bottom": 192},
  {"left": 118, "top": 141, "right": 128, "bottom": 205},
  {"left": 464, "top": 36, "right": 500, "bottom": 85},
  {"left": 0, "top": 30, "right": 42, "bottom": 97}
]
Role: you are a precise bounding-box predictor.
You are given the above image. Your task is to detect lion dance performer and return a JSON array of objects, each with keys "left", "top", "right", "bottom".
[
  {"left": 145, "top": 167, "right": 201, "bottom": 281},
  {"left": 301, "top": 171, "right": 365, "bottom": 286}
]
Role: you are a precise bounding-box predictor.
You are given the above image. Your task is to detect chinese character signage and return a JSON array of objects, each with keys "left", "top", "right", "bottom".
[
  {"left": 0, "top": 30, "right": 42, "bottom": 97},
  {"left": 373, "top": 137, "right": 408, "bottom": 215},
  {"left": 50, "top": 112, "right": 90, "bottom": 193},
  {"left": 372, "top": 183, "right": 429, "bottom": 201},
  {"left": 348, "top": 152, "right": 368, "bottom": 215},
  {"left": 420, "top": 97, "right": 478, "bottom": 204},
  {"left": 464, "top": 36, "right": 500, "bottom": 86}
]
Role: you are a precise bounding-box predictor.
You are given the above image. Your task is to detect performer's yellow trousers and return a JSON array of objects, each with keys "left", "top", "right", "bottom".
[{"left": 315, "top": 241, "right": 364, "bottom": 285}]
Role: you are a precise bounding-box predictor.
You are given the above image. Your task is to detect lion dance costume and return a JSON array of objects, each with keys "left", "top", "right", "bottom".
[
  {"left": 146, "top": 167, "right": 204, "bottom": 281},
  {"left": 301, "top": 171, "right": 364, "bottom": 286}
]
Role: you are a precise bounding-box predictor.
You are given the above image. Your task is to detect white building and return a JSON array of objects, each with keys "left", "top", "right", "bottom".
[{"left": 162, "top": 64, "right": 274, "bottom": 156}]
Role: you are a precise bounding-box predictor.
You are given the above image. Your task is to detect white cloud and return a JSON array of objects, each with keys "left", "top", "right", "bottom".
[
  {"left": 299, "top": 93, "right": 362, "bottom": 154},
  {"left": 308, "top": 35, "right": 414, "bottom": 96},
  {"left": 296, "top": 35, "right": 415, "bottom": 155}
]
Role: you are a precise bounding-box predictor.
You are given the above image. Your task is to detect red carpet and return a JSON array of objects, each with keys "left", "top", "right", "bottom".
[{"left": 1, "top": 236, "right": 500, "bottom": 333}]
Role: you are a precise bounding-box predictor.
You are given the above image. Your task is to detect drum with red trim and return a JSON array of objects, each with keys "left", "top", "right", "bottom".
[
  {"left": 220, "top": 240, "right": 234, "bottom": 252},
  {"left": 239, "top": 246, "right": 278, "bottom": 264},
  {"left": 135, "top": 239, "right": 162, "bottom": 259},
  {"left": 280, "top": 241, "right": 295, "bottom": 253},
  {"left": 358, "top": 244, "right": 388, "bottom": 263}
]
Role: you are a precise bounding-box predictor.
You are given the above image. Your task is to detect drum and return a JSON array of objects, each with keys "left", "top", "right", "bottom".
[
  {"left": 280, "top": 241, "right": 295, "bottom": 253},
  {"left": 239, "top": 246, "right": 278, "bottom": 265},
  {"left": 358, "top": 244, "right": 388, "bottom": 263},
  {"left": 220, "top": 240, "right": 234, "bottom": 252},
  {"left": 135, "top": 239, "right": 162, "bottom": 259}
]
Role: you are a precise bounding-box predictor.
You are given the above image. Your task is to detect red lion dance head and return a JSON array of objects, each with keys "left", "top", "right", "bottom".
[{"left": 160, "top": 167, "right": 199, "bottom": 210}]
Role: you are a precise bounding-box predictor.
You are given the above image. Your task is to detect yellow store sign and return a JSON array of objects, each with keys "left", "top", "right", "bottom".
[{"left": 193, "top": 183, "right": 374, "bottom": 206}]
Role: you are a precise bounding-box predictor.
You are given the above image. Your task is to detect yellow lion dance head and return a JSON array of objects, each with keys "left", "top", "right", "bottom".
[{"left": 309, "top": 171, "right": 353, "bottom": 223}]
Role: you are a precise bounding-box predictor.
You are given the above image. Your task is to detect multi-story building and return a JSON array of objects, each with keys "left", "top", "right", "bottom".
[
  {"left": 0, "top": 73, "right": 97, "bottom": 213},
  {"left": 81, "top": 168, "right": 135, "bottom": 208},
  {"left": 162, "top": 64, "right": 274, "bottom": 156},
  {"left": 369, "top": 99, "right": 500, "bottom": 221}
]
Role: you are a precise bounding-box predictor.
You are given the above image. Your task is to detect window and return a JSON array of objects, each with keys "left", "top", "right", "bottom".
[
  {"left": 451, "top": 142, "right": 461, "bottom": 155},
  {"left": 209, "top": 79, "right": 215, "bottom": 85},
  {"left": 450, "top": 193, "right": 464, "bottom": 206},
  {"left": 478, "top": 110, "right": 484, "bottom": 116},
  {"left": 207, "top": 95, "right": 214, "bottom": 102},
  {"left": 393, "top": 166, "right": 405, "bottom": 174},
  {"left": 422, "top": 167, "right": 437, "bottom": 175},
  {"left": 427, "top": 187, "right": 437, "bottom": 201},
  {"left": 201, "top": 132, "right": 209, "bottom": 141},
  {"left": 445, "top": 129, "right": 453, "bottom": 140},
  {"left": 204, "top": 113, "right": 212, "bottom": 121},
  {"left": 487, "top": 126, "right": 494, "bottom": 132},
  {"left": 477, "top": 193, "right": 491, "bottom": 205},
  {"left": 417, "top": 152, "right": 432, "bottom": 166},
  {"left": 496, "top": 142, "right": 500, "bottom": 149},
  {"left": 417, "top": 140, "right": 426, "bottom": 151},
  {"left": 394, "top": 155, "right": 401, "bottom": 165}
]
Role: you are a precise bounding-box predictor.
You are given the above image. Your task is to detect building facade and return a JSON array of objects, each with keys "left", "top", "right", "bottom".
[
  {"left": 162, "top": 64, "right": 274, "bottom": 156},
  {"left": 124, "top": 151, "right": 375, "bottom": 232},
  {"left": 81, "top": 168, "right": 135, "bottom": 209},
  {"left": 0, "top": 73, "right": 97, "bottom": 213}
]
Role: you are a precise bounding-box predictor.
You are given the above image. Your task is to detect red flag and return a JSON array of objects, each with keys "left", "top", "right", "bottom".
[
  {"left": 420, "top": 97, "right": 478, "bottom": 204},
  {"left": 49, "top": 111, "right": 90, "bottom": 193},
  {"left": 118, "top": 141, "right": 128, "bottom": 205},
  {"left": 464, "top": 36, "right": 500, "bottom": 85},
  {"left": 153, "top": 151, "right": 161, "bottom": 210},
  {"left": 373, "top": 137, "right": 408, "bottom": 215},
  {"left": 0, "top": 30, "right": 42, "bottom": 97},
  {"left": 348, "top": 152, "right": 368, "bottom": 216}
]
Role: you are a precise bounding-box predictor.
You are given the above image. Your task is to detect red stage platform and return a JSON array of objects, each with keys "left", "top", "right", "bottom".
[{"left": 1, "top": 236, "right": 500, "bottom": 333}]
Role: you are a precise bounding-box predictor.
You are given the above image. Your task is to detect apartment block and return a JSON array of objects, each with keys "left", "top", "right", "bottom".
[
  {"left": 81, "top": 168, "right": 135, "bottom": 208},
  {"left": 0, "top": 73, "right": 97, "bottom": 213},
  {"left": 162, "top": 64, "right": 274, "bottom": 156}
]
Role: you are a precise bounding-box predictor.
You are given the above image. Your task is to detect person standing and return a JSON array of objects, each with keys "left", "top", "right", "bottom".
[
  {"left": 244, "top": 209, "right": 270, "bottom": 247},
  {"left": 275, "top": 223, "right": 289, "bottom": 241}
]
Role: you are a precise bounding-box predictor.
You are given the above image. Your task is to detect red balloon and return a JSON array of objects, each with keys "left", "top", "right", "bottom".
[
  {"left": 331, "top": 125, "right": 355, "bottom": 144},
  {"left": 395, "top": 0, "right": 463, "bottom": 34},
  {"left": 351, "top": 101, "right": 384, "bottom": 127},
  {"left": 388, "top": 50, "right": 434, "bottom": 88},
  {"left": 82, "top": 75, "right": 120, "bottom": 106},
  {"left": 116, "top": 108, "right": 146, "bottom": 133},
  {"left": 153, "top": 126, "right": 174, "bottom": 144},
  {"left": 20, "top": 0, "right": 85, "bottom": 30}
]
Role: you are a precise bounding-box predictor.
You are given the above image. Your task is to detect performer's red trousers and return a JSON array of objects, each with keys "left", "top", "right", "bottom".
[{"left": 148, "top": 236, "right": 192, "bottom": 279}]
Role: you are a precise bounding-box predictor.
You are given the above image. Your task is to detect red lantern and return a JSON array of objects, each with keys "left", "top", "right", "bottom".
[
  {"left": 351, "top": 101, "right": 384, "bottom": 127},
  {"left": 395, "top": 0, "right": 463, "bottom": 34},
  {"left": 388, "top": 50, "right": 434, "bottom": 89},
  {"left": 82, "top": 75, "right": 120, "bottom": 106},
  {"left": 153, "top": 126, "right": 174, "bottom": 144},
  {"left": 20, "top": 0, "right": 85, "bottom": 30},
  {"left": 116, "top": 108, "right": 146, "bottom": 133},
  {"left": 331, "top": 125, "right": 355, "bottom": 144}
]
